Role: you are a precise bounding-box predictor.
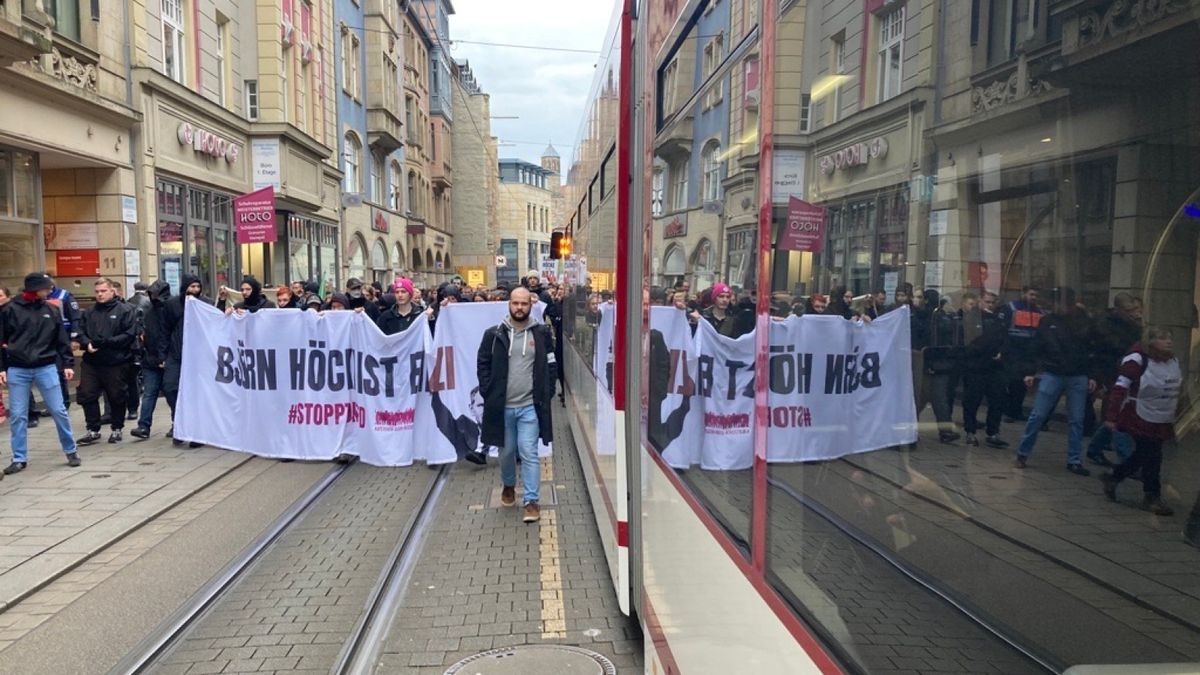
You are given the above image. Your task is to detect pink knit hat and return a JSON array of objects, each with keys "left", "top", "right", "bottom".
[
  {"left": 712, "top": 283, "right": 732, "bottom": 297},
  {"left": 393, "top": 277, "right": 415, "bottom": 296}
]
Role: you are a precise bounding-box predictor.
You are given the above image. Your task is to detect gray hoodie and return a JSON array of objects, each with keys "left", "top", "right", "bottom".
[{"left": 504, "top": 316, "right": 536, "bottom": 408}]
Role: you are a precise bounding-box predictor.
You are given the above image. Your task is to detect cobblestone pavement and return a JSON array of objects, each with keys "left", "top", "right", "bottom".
[
  {"left": 0, "top": 401, "right": 250, "bottom": 611},
  {"left": 149, "top": 463, "right": 435, "bottom": 675},
  {"left": 0, "top": 457, "right": 275, "bottom": 653},
  {"left": 374, "top": 414, "right": 643, "bottom": 674},
  {"left": 682, "top": 410, "right": 1200, "bottom": 671}
]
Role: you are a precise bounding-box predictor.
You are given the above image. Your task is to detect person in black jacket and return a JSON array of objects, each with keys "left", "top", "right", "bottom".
[
  {"left": 1014, "top": 287, "right": 1097, "bottom": 474},
  {"left": 343, "top": 278, "right": 380, "bottom": 320},
  {"left": 131, "top": 280, "right": 171, "bottom": 439},
  {"left": 1, "top": 272, "right": 80, "bottom": 474},
  {"left": 477, "top": 288, "right": 556, "bottom": 523},
  {"left": 376, "top": 278, "right": 427, "bottom": 335},
  {"left": 543, "top": 284, "right": 565, "bottom": 404},
  {"left": 75, "top": 278, "right": 137, "bottom": 445},
  {"left": 122, "top": 282, "right": 152, "bottom": 422},
  {"left": 961, "top": 292, "right": 1009, "bottom": 447},
  {"left": 920, "top": 289, "right": 963, "bottom": 443},
  {"left": 219, "top": 276, "right": 273, "bottom": 314},
  {"left": 1085, "top": 293, "right": 1142, "bottom": 466},
  {"left": 161, "top": 274, "right": 214, "bottom": 445}
]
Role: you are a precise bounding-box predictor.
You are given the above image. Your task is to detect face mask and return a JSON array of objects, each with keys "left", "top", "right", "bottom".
[{"left": 349, "top": 289, "right": 363, "bottom": 299}]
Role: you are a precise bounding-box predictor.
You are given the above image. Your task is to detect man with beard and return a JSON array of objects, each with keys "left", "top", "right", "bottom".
[
  {"left": 477, "top": 288, "right": 556, "bottom": 523},
  {"left": 1, "top": 273, "right": 80, "bottom": 475},
  {"left": 131, "top": 280, "right": 171, "bottom": 439},
  {"left": 161, "top": 274, "right": 214, "bottom": 446},
  {"left": 74, "top": 278, "right": 137, "bottom": 445}
]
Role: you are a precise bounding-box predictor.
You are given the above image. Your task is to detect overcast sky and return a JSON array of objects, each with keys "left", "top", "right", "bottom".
[{"left": 447, "top": 0, "right": 617, "bottom": 174}]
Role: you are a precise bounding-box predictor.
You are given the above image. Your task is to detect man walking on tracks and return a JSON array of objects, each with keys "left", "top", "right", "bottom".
[
  {"left": 1, "top": 272, "right": 80, "bottom": 475},
  {"left": 477, "top": 287, "right": 556, "bottom": 523}
]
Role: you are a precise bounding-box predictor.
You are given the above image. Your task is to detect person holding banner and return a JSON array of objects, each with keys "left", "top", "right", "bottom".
[
  {"left": 161, "top": 274, "right": 214, "bottom": 446},
  {"left": 477, "top": 287, "right": 556, "bottom": 523},
  {"left": 218, "top": 276, "right": 273, "bottom": 315},
  {"left": 376, "top": 278, "right": 427, "bottom": 335}
]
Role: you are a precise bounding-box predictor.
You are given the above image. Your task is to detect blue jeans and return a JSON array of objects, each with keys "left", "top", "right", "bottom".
[
  {"left": 1018, "top": 372, "right": 1088, "bottom": 464},
  {"left": 138, "top": 365, "right": 164, "bottom": 430},
  {"left": 500, "top": 405, "right": 541, "bottom": 505},
  {"left": 1087, "top": 423, "right": 1133, "bottom": 463},
  {"left": 8, "top": 364, "right": 77, "bottom": 462}
]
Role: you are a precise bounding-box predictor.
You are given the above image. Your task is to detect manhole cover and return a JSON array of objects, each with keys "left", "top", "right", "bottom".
[
  {"left": 91, "top": 474, "right": 111, "bottom": 479},
  {"left": 443, "top": 645, "right": 617, "bottom": 675}
]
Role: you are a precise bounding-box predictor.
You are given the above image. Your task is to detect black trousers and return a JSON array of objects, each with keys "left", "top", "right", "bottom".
[
  {"left": 963, "top": 368, "right": 1004, "bottom": 436},
  {"left": 1112, "top": 435, "right": 1164, "bottom": 498},
  {"left": 77, "top": 362, "right": 129, "bottom": 431}
]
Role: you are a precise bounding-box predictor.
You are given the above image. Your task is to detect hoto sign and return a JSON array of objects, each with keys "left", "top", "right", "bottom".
[
  {"left": 177, "top": 122, "right": 240, "bottom": 164},
  {"left": 819, "top": 136, "right": 888, "bottom": 175}
]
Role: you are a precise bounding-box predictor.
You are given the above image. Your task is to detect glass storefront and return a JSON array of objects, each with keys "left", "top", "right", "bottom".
[
  {"left": 635, "top": 0, "right": 1200, "bottom": 671},
  {"left": 0, "top": 147, "right": 40, "bottom": 290},
  {"left": 284, "top": 214, "right": 338, "bottom": 288},
  {"left": 156, "top": 178, "right": 235, "bottom": 295}
]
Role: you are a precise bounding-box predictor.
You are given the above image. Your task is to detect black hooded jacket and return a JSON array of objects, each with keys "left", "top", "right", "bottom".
[
  {"left": 163, "top": 274, "right": 215, "bottom": 363},
  {"left": 141, "top": 280, "right": 172, "bottom": 366},
  {"left": 376, "top": 302, "right": 424, "bottom": 335},
  {"left": 220, "top": 276, "right": 273, "bottom": 313},
  {"left": 77, "top": 296, "right": 137, "bottom": 367},
  {"left": 477, "top": 318, "right": 556, "bottom": 446},
  {"left": 345, "top": 289, "right": 380, "bottom": 320},
  {"left": 0, "top": 295, "right": 74, "bottom": 371}
]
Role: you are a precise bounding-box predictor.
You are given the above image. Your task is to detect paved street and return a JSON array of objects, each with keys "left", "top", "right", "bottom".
[{"left": 0, "top": 400, "right": 250, "bottom": 613}]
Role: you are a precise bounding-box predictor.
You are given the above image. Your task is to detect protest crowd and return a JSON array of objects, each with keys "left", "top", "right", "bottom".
[{"left": 0, "top": 268, "right": 1196, "bottom": 532}]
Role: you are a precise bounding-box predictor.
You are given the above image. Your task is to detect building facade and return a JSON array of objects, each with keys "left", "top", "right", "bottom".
[
  {"left": 0, "top": 1, "right": 140, "bottom": 295},
  {"left": 495, "top": 159, "right": 553, "bottom": 287},
  {"left": 449, "top": 60, "right": 497, "bottom": 287}
]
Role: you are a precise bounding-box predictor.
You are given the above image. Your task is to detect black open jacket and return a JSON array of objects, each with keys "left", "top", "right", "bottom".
[{"left": 476, "top": 320, "right": 556, "bottom": 447}]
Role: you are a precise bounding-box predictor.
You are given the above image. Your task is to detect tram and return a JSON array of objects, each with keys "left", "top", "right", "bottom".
[{"left": 559, "top": 0, "right": 1200, "bottom": 674}]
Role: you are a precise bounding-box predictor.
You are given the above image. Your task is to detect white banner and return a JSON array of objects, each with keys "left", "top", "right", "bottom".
[
  {"left": 175, "top": 300, "right": 435, "bottom": 465},
  {"left": 651, "top": 306, "right": 916, "bottom": 469},
  {"left": 415, "top": 302, "right": 551, "bottom": 461}
]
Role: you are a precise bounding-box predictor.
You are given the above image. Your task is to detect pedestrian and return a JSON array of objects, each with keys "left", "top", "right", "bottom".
[
  {"left": 161, "top": 274, "right": 214, "bottom": 446},
  {"left": 1014, "top": 287, "right": 1096, "bottom": 475},
  {"left": 922, "top": 289, "right": 962, "bottom": 443},
  {"left": 326, "top": 293, "right": 350, "bottom": 311},
  {"left": 888, "top": 283, "right": 913, "bottom": 314},
  {"left": 543, "top": 284, "right": 566, "bottom": 405},
  {"left": 219, "top": 276, "right": 272, "bottom": 314},
  {"left": 476, "top": 287, "right": 556, "bottom": 523},
  {"left": 828, "top": 286, "right": 854, "bottom": 320},
  {"left": 1100, "top": 326, "right": 1182, "bottom": 515},
  {"left": 1, "top": 272, "right": 80, "bottom": 475},
  {"left": 343, "top": 278, "right": 381, "bottom": 320},
  {"left": 273, "top": 285, "right": 294, "bottom": 309},
  {"left": 376, "top": 278, "right": 427, "bottom": 335},
  {"left": 1086, "top": 293, "right": 1142, "bottom": 467},
  {"left": 700, "top": 283, "right": 740, "bottom": 336},
  {"left": 961, "top": 291, "right": 1009, "bottom": 448},
  {"left": 806, "top": 293, "right": 828, "bottom": 314},
  {"left": 998, "top": 286, "right": 1044, "bottom": 421},
  {"left": 867, "top": 288, "right": 886, "bottom": 319},
  {"left": 124, "top": 282, "right": 152, "bottom": 422},
  {"left": 75, "top": 278, "right": 137, "bottom": 445},
  {"left": 131, "top": 280, "right": 171, "bottom": 439},
  {"left": 0, "top": 286, "right": 11, "bottom": 424}
]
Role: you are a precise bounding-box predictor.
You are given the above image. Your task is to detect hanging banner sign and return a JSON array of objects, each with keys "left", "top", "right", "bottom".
[
  {"left": 779, "top": 196, "right": 825, "bottom": 252},
  {"left": 651, "top": 306, "right": 916, "bottom": 470},
  {"left": 234, "top": 186, "right": 277, "bottom": 244}
]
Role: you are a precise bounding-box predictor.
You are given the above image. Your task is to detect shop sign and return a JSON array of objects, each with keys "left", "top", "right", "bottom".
[
  {"left": 44, "top": 222, "right": 99, "bottom": 250},
  {"left": 234, "top": 186, "right": 278, "bottom": 244},
  {"left": 371, "top": 208, "right": 390, "bottom": 234},
  {"left": 465, "top": 269, "right": 486, "bottom": 287},
  {"left": 407, "top": 224, "right": 426, "bottom": 235},
  {"left": 54, "top": 250, "right": 100, "bottom": 277},
  {"left": 663, "top": 213, "right": 687, "bottom": 239},
  {"left": 121, "top": 196, "right": 137, "bottom": 224},
  {"left": 779, "top": 197, "right": 825, "bottom": 252},
  {"left": 125, "top": 249, "right": 141, "bottom": 277},
  {"left": 435, "top": 234, "right": 446, "bottom": 245},
  {"left": 819, "top": 136, "right": 889, "bottom": 175},
  {"left": 177, "top": 123, "right": 240, "bottom": 164},
  {"left": 251, "top": 138, "right": 282, "bottom": 190},
  {"left": 772, "top": 149, "right": 807, "bottom": 204}
]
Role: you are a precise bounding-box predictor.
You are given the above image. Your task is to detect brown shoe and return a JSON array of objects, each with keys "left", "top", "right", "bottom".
[
  {"left": 500, "top": 485, "right": 516, "bottom": 507},
  {"left": 523, "top": 502, "right": 540, "bottom": 523}
]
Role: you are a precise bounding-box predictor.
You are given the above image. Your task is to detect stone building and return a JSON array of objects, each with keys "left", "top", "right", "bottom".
[
  {"left": 0, "top": 1, "right": 140, "bottom": 294},
  {"left": 449, "top": 60, "right": 497, "bottom": 287},
  {"left": 495, "top": 159, "right": 554, "bottom": 288}
]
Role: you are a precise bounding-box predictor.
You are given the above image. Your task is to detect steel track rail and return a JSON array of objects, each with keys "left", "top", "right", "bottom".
[
  {"left": 108, "top": 463, "right": 351, "bottom": 675},
  {"left": 332, "top": 464, "right": 450, "bottom": 675}
]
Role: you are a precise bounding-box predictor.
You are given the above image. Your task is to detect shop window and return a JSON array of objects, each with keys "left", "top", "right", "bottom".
[
  {"left": 342, "top": 132, "right": 361, "bottom": 193},
  {"left": 161, "top": 0, "right": 186, "bottom": 83},
  {"left": 877, "top": 5, "right": 905, "bottom": 102},
  {"left": 46, "top": 0, "right": 80, "bottom": 42},
  {"left": 11, "top": 151, "right": 37, "bottom": 221},
  {"left": 701, "top": 140, "right": 723, "bottom": 203}
]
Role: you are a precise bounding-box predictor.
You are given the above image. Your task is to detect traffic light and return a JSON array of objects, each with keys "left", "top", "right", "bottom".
[{"left": 551, "top": 231, "right": 571, "bottom": 259}]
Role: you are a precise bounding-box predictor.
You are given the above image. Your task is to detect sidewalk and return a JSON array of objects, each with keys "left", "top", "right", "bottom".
[
  {"left": 0, "top": 401, "right": 250, "bottom": 612},
  {"left": 374, "top": 414, "right": 643, "bottom": 674}
]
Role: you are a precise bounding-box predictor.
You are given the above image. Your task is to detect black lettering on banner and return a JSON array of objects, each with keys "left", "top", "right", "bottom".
[
  {"left": 380, "top": 356, "right": 399, "bottom": 398},
  {"left": 362, "top": 355, "right": 381, "bottom": 396},
  {"left": 697, "top": 355, "right": 714, "bottom": 398},
  {"left": 860, "top": 352, "right": 882, "bottom": 388},
  {"left": 769, "top": 346, "right": 813, "bottom": 395},
  {"left": 307, "top": 345, "right": 327, "bottom": 391},
  {"left": 825, "top": 354, "right": 845, "bottom": 394},
  {"left": 668, "top": 349, "right": 694, "bottom": 396},
  {"left": 725, "top": 360, "right": 748, "bottom": 401},
  {"left": 410, "top": 353, "right": 426, "bottom": 393},
  {"left": 328, "top": 350, "right": 345, "bottom": 391},
  {"left": 214, "top": 341, "right": 277, "bottom": 391}
]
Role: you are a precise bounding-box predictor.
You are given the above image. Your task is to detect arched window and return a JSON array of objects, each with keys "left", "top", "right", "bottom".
[
  {"left": 347, "top": 233, "right": 367, "bottom": 280},
  {"left": 389, "top": 161, "right": 402, "bottom": 211},
  {"left": 690, "top": 238, "right": 714, "bottom": 291},
  {"left": 393, "top": 242, "right": 404, "bottom": 272},
  {"left": 343, "top": 133, "right": 361, "bottom": 193},
  {"left": 411, "top": 247, "right": 423, "bottom": 270},
  {"left": 663, "top": 244, "right": 686, "bottom": 285},
  {"left": 371, "top": 238, "right": 388, "bottom": 283},
  {"left": 701, "top": 139, "right": 722, "bottom": 203},
  {"left": 425, "top": 249, "right": 434, "bottom": 271}
]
